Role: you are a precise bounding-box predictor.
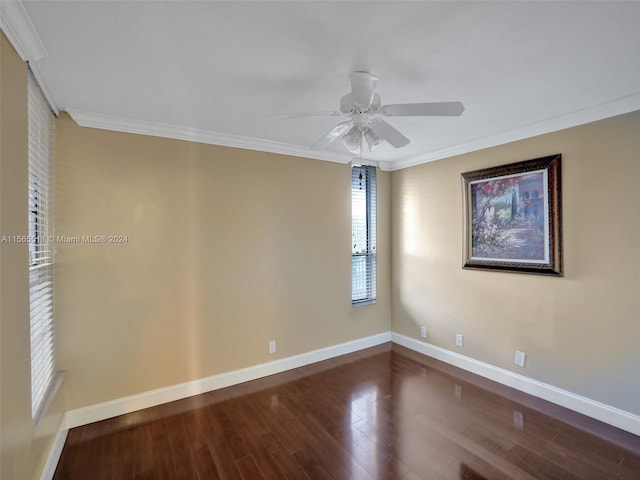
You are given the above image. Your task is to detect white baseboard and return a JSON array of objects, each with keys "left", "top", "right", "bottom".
[
  {"left": 391, "top": 332, "right": 640, "bottom": 437},
  {"left": 45, "top": 332, "right": 388, "bottom": 478},
  {"left": 40, "top": 424, "right": 68, "bottom": 480},
  {"left": 65, "top": 331, "right": 391, "bottom": 429},
  {"left": 44, "top": 330, "right": 640, "bottom": 480}
]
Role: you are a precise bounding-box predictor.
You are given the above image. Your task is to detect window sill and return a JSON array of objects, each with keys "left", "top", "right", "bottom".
[
  {"left": 33, "top": 371, "right": 66, "bottom": 427},
  {"left": 352, "top": 299, "right": 376, "bottom": 308}
]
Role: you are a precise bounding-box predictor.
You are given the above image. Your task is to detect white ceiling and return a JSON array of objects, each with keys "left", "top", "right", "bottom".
[{"left": 3, "top": 1, "right": 640, "bottom": 170}]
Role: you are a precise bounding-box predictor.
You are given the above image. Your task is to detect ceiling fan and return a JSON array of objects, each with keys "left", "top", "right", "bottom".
[{"left": 285, "top": 71, "right": 465, "bottom": 154}]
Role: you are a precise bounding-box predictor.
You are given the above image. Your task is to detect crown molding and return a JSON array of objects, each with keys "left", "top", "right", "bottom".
[
  {"left": 29, "top": 64, "right": 60, "bottom": 115},
  {"left": 0, "top": 0, "right": 60, "bottom": 114},
  {"left": 68, "top": 91, "right": 640, "bottom": 172},
  {"left": 387, "top": 92, "right": 640, "bottom": 171},
  {"left": 66, "top": 109, "right": 354, "bottom": 165},
  {"left": 0, "top": 0, "right": 48, "bottom": 61},
  {"left": 3, "top": 1, "right": 639, "bottom": 172}
]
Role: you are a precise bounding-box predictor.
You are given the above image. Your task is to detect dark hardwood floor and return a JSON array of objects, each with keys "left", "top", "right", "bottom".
[{"left": 53, "top": 343, "right": 640, "bottom": 479}]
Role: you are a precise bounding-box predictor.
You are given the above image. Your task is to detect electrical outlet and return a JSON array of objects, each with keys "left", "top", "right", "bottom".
[
  {"left": 455, "top": 334, "right": 464, "bottom": 347},
  {"left": 269, "top": 340, "right": 276, "bottom": 354},
  {"left": 420, "top": 326, "right": 427, "bottom": 338},
  {"left": 515, "top": 350, "right": 526, "bottom": 367}
]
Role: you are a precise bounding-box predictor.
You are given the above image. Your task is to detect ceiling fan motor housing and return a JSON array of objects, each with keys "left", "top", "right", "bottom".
[
  {"left": 349, "top": 71, "right": 378, "bottom": 107},
  {"left": 340, "top": 93, "right": 382, "bottom": 115}
]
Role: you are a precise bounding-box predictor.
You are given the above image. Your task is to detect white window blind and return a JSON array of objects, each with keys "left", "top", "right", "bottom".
[
  {"left": 28, "top": 71, "right": 55, "bottom": 419},
  {"left": 351, "top": 164, "right": 376, "bottom": 305}
]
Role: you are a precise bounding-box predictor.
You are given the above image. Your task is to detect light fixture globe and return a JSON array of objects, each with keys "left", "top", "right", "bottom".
[
  {"left": 342, "top": 126, "right": 362, "bottom": 153},
  {"left": 364, "top": 128, "right": 382, "bottom": 151}
]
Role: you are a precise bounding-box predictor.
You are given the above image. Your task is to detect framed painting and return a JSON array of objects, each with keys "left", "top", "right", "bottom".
[{"left": 461, "top": 154, "right": 562, "bottom": 276}]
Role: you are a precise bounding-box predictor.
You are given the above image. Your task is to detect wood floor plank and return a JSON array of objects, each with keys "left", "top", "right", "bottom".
[
  {"left": 234, "top": 455, "right": 266, "bottom": 480},
  {"left": 53, "top": 344, "right": 640, "bottom": 480},
  {"left": 286, "top": 412, "right": 363, "bottom": 479},
  {"left": 205, "top": 403, "right": 250, "bottom": 461},
  {"left": 203, "top": 433, "right": 244, "bottom": 480},
  {"left": 223, "top": 403, "right": 288, "bottom": 479},
  {"left": 291, "top": 448, "right": 336, "bottom": 480}
]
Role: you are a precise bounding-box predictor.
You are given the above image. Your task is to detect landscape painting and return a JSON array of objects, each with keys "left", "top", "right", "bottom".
[{"left": 462, "top": 155, "right": 562, "bottom": 276}]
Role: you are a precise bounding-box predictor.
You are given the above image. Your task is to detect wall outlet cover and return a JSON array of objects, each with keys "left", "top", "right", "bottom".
[{"left": 515, "top": 350, "right": 526, "bottom": 367}]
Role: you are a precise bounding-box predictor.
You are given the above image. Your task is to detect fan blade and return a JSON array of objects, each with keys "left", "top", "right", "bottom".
[
  {"left": 350, "top": 71, "right": 378, "bottom": 107},
  {"left": 370, "top": 118, "right": 410, "bottom": 148},
  {"left": 311, "top": 121, "right": 353, "bottom": 150},
  {"left": 266, "top": 111, "right": 342, "bottom": 121},
  {"left": 382, "top": 101, "right": 465, "bottom": 117}
]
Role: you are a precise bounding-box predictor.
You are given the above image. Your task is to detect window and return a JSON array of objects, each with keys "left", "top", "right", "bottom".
[
  {"left": 351, "top": 164, "right": 376, "bottom": 305},
  {"left": 28, "top": 71, "right": 55, "bottom": 420}
]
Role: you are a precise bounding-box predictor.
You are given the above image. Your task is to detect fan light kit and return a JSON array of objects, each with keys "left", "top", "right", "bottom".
[
  {"left": 342, "top": 126, "right": 361, "bottom": 153},
  {"left": 279, "top": 71, "right": 465, "bottom": 154}
]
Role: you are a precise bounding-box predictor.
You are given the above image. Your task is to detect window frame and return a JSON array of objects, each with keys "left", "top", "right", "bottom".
[
  {"left": 351, "top": 164, "right": 377, "bottom": 306},
  {"left": 28, "top": 70, "right": 57, "bottom": 422}
]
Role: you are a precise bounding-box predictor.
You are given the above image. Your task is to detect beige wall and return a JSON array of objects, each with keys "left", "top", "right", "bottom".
[
  {"left": 0, "top": 33, "right": 66, "bottom": 480},
  {"left": 54, "top": 114, "right": 391, "bottom": 410},
  {"left": 391, "top": 111, "right": 640, "bottom": 415}
]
